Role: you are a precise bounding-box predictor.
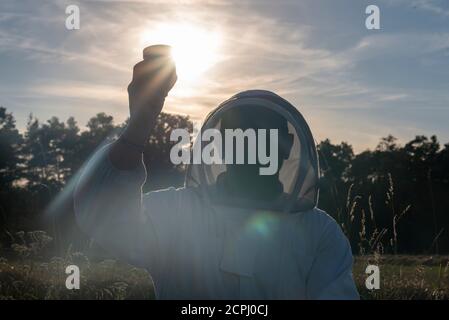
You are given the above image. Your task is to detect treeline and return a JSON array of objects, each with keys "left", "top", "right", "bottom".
[
  {"left": 318, "top": 135, "right": 449, "bottom": 254},
  {"left": 0, "top": 106, "right": 448, "bottom": 254}
]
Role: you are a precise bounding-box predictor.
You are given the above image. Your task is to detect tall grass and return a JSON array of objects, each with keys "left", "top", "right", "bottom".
[
  {"left": 1, "top": 174, "right": 448, "bottom": 299},
  {"left": 338, "top": 173, "right": 412, "bottom": 257},
  {"left": 0, "top": 242, "right": 154, "bottom": 300},
  {"left": 337, "top": 173, "right": 449, "bottom": 299}
]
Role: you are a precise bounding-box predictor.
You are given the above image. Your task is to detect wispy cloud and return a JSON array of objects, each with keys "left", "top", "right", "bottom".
[
  {"left": 412, "top": 0, "right": 449, "bottom": 18},
  {"left": 1, "top": 0, "right": 449, "bottom": 151},
  {"left": 0, "top": 31, "right": 130, "bottom": 73},
  {"left": 30, "top": 81, "right": 127, "bottom": 102}
]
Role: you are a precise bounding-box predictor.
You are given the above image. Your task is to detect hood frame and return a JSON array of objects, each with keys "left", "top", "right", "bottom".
[{"left": 185, "top": 90, "right": 320, "bottom": 213}]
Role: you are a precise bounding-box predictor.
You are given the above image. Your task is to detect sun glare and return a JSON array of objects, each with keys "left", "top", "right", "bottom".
[{"left": 140, "top": 23, "right": 221, "bottom": 84}]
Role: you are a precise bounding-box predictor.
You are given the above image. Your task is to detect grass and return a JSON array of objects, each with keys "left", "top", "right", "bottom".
[
  {"left": 0, "top": 254, "right": 154, "bottom": 300},
  {"left": 1, "top": 175, "right": 447, "bottom": 300},
  {"left": 1, "top": 253, "right": 448, "bottom": 300},
  {"left": 355, "top": 255, "right": 449, "bottom": 299}
]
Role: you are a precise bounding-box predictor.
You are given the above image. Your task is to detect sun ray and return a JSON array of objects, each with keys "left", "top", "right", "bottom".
[{"left": 140, "top": 23, "right": 222, "bottom": 85}]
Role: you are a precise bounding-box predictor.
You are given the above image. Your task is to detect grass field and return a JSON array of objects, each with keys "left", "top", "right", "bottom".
[
  {"left": 1, "top": 253, "right": 448, "bottom": 300},
  {"left": 354, "top": 255, "right": 449, "bottom": 299}
]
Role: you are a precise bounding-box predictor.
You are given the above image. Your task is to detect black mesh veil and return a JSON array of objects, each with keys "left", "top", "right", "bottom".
[{"left": 185, "top": 90, "right": 320, "bottom": 213}]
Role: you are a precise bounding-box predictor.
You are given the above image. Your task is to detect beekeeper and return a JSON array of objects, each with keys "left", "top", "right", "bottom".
[{"left": 74, "top": 46, "right": 359, "bottom": 299}]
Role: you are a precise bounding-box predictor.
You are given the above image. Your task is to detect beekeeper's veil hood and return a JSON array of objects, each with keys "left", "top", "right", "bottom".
[{"left": 186, "top": 90, "right": 319, "bottom": 213}]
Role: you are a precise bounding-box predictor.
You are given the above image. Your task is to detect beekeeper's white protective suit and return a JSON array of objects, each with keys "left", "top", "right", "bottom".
[{"left": 74, "top": 90, "right": 359, "bottom": 299}]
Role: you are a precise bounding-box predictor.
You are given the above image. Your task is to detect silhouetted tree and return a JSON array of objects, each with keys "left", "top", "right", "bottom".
[
  {"left": 0, "top": 106, "right": 448, "bottom": 254},
  {"left": 0, "top": 107, "right": 22, "bottom": 188}
]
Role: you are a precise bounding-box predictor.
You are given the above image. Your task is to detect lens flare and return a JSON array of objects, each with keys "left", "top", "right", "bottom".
[
  {"left": 246, "top": 212, "right": 280, "bottom": 238},
  {"left": 140, "top": 23, "right": 222, "bottom": 84}
]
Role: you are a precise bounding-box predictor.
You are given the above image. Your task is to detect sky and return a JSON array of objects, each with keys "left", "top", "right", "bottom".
[{"left": 0, "top": 0, "right": 449, "bottom": 152}]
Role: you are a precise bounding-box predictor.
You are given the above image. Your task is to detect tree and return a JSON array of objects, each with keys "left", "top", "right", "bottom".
[
  {"left": 1, "top": 106, "right": 449, "bottom": 254},
  {"left": 143, "top": 112, "right": 193, "bottom": 190},
  {"left": 23, "top": 115, "right": 77, "bottom": 187},
  {"left": 0, "top": 107, "right": 23, "bottom": 188},
  {"left": 77, "top": 113, "right": 119, "bottom": 166},
  {"left": 317, "top": 139, "right": 354, "bottom": 223}
]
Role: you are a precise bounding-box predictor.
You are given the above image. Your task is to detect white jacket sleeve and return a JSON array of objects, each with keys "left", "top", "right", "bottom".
[
  {"left": 306, "top": 216, "right": 360, "bottom": 300},
  {"left": 73, "top": 143, "right": 161, "bottom": 271}
]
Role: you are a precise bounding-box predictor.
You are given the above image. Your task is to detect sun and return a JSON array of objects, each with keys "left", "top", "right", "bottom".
[{"left": 140, "top": 23, "right": 221, "bottom": 84}]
